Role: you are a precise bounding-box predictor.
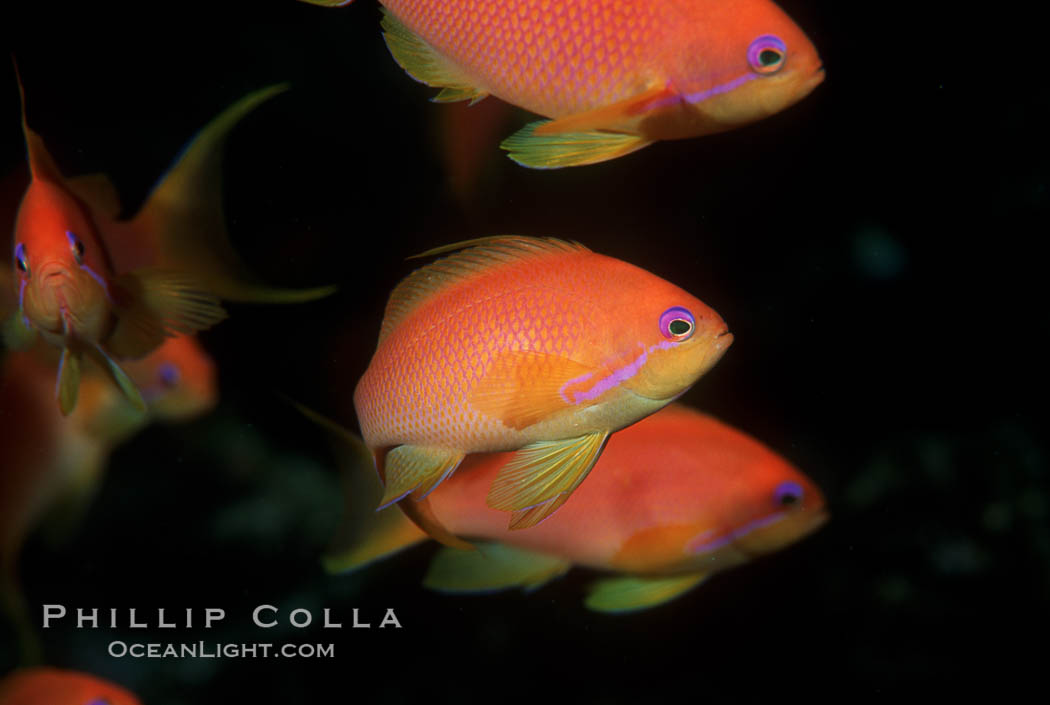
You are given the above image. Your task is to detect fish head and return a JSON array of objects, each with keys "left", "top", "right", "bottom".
[
  {"left": 606, "top": 266, "right": 732, "bottom": 403},
  {"left": 126, "top": 336, "right": 218, "bottom": 421},
  {"left": 683, "top": 445, "right": 828, "bottom": 566},
  {"left": 665, "top": 0, "right": 824, "bottom": 131},
  {"left": 12, "top": 180, "right": 112, "bottom": 343}
]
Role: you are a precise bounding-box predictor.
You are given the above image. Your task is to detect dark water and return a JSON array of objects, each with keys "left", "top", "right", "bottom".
[{"left": 0, "top": 0, "right": 1045, "bottom": 700}]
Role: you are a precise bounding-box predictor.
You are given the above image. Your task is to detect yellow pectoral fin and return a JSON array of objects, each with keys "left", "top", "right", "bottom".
[
  {"left": 470, "top": 350, "right": 597, "bottom": 431},
  {"left": 500, "top": 122, "right": 651, "bottom": 169},
  {"left": 85, "top": 346, "right": 146, "bottom": 413},
  {"left": 2, "top": 313, "right": 37, "bottom": 351},
  {"left": 108, "top": 269, "right": 227, "bottom": 358},
  {"left": 56, "top": 346, "right": 81, "bottom": 416},
  {"left": 424, "top": 542, "right": 570, "bottom": 594},
  {"left": 585, "top": 573, "right": 709, "bottom": 614},
  {"left": 487, "top": 431, "right": 610, "bottom": 529},
  {"left": 380, "top": 7, "right": 488, "bottom": 104}
]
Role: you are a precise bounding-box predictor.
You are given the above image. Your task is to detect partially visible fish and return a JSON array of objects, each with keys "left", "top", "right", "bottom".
[
  {"left": 0, "top": 668, "right": 141, "bottom": 705},
  {"left": 354, "top": 236, "right": 732, "bottom": 543},
  {"left": 324, "top": 403, "right": 827, "bottom": 613},
  {"left": 0, "top": 335, "right": 216, "bottom": 663},
  {"left": 5, "top": 64, "right": 333, "bottom": 415},
  {"left": 301, "top": 0, "right": 824, "bottom": 167}
]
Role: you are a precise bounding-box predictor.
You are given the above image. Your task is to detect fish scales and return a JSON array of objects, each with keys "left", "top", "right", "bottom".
[
  {"left": 356, "top": 249, "right": 604, "bottom": 450},
  {"left": 384, "top": 0, "right": 663, "bottom": 116}
]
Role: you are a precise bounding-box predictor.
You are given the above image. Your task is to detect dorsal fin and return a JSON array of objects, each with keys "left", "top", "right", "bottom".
[
  {"left": 12, "top": 58, "right": 65, "bottom": 185},
  {"left": 378, "top": 236, "right": 590, "bottom": 345}
]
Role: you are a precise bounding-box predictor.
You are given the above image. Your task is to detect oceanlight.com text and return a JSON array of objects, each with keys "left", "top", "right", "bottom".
[{"left": 108, "top": 641, "right": 335, "bottom": 659}]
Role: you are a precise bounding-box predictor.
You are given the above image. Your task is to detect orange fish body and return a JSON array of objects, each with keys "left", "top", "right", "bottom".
[
  {"left": 327, "top": 404, "right": 828, "bottom": 612},
  {"left": 304, "top": 0, "right": 824, "bottom": 167},
  {"left": 0, "top": 668, "right": 141, "bottom": 705},
  {"left": 6, "top": 69, "right": 332, "bottom": 415},
  {"left": 354, "top": 236, "right": 732, "bottom": 537}
]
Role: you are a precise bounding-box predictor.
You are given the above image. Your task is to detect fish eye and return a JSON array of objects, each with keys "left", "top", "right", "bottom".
[
  {"left": 86, "top": 699, "right": 112, "bottom": 705},
  {"left": 748, "top": 35, "right": 787, "bottom": 75},
  {"left": 67, "top": 230, "right": 85, "bottom": 264},
  {"left": 14, "top": 243, "right": 29, "bottom": 276},
  {"left": 774, "top": 481, "right": 804, "bottom": 508},
  {"left": 158, "top": 362, "right": 181, "bottom": 389},
  {"left": 659, "top": 306, "right": 695, "bottom": 341}
]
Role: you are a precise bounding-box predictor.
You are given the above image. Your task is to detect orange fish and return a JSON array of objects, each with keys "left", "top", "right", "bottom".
[
  {"left": 0, "top": 668, "right": 141, "bottom": 705},
  {"left": 325, "top": 404, "right": 828, "bottom": 613},
  {"left": 301, "top": 0, "right": 824, "bottom": 167},
  {"left": 0, "top": 335, "right": 216, "bottom": 663},
  {"left": 354, "top": 236, "right": 732, "bottom": 542},
  {"left": 5, "top": 66, "right": 333, "bottom": 415}
]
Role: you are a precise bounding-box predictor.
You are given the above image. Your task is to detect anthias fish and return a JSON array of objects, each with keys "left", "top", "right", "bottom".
[
  {"left": 5, "top": 67, "right": 333, "bottom": 415},
  {"left": 302, "top": 0, "right": 824, "bottom": 167},
  {"left": 0, "top": 335, "right": 216, "bottom": 662},
  {"left": 354, "top": 236, "right": 732, "bottom": 541},
  {"left": 326, "top": 404, "right": 827, "bottom": 613},
  {"left": 0, "top": 668, "right": 141, "bottom": 705}
]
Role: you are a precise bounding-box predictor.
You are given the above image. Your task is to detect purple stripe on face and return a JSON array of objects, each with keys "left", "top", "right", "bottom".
[
  {"left": 683, "top": 74, "right": 757, "bottom": 106},
  {"left": 558, "top": 370, "right": 596, "bottom": 404},
  {"left": 568, "top": 348, "right": 649, "bottom": 404},
  {"left": 687, "top": 511, "right": 787, "bottom": 555},
  {"left": 80, "top": 264, "right": 112, "bottom": 303}
]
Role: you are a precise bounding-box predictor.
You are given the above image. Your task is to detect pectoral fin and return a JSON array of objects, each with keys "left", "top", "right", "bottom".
[
  {"left": 84, "top": 345, "right": 146, "bottom": 413},
  {"left": 469, "top": 350, "right": 597, "bottom": 430},
  {"left": 2, "top": 313, "right": 37, "bottom": 350},
  {"left": 107, "top": 269, "right": 227, "bottom": 358},
  {"left": 487, "top": 431, "right": 610, "bottom": 529},
  {"left": 56, "top": 346, "right": 81, "bottom": 416},
  {"left": 585, "top": 573, "right": 709, "bottom": 614},
  {"left": 424, "top": 542, "right": 570, "bottom": 594},
  {"left": 500, "top": 121, "right": 651, "bottom": 169},
  {"left": 381, "top": 8, "right": 488, "bottom": 104}
]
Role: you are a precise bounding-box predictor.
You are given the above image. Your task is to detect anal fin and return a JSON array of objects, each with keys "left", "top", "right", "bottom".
[
  {"left": 585, "top": 573, "right": 709, "bottom": 614},
  {"left": 424, "top": 542, "right": 569, "bottom": 594},
  {"left": 487, "top": 431, "right": 610, "bottom": 529},
  {"left": 381, "top": 8, "right": 488, "bottom": 104},
  {"left": 378, "top": 444, "right": 465, "bottom": 508}
]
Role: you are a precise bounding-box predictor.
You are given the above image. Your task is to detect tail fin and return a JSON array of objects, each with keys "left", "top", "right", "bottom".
[
  {"left": 128, "top": 84, "right": 336, "bottom": 304},
  {"left": 286, "top": 401, "right": 428, "bottom": 573}
]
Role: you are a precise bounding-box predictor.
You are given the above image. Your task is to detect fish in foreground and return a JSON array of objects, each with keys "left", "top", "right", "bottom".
[
  {"left": 324, "top": 403, "right": 828, "bottom": 613},
  {"left": 354, "top": 236, "right": 732, "bottom": 542},
  {"left": 0, "top": 668, "right": 141, "bottom": 705},
  {"left": 5, "top": 65, "right": 334, "bottom": 415},
  {"left": 300, "top": 0, "right": 824, "bottom": 168}
]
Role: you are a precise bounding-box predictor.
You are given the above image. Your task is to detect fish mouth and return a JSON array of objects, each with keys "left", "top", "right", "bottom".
[{"left": 802, "top": 66, "right": 825, "bottom": 94}]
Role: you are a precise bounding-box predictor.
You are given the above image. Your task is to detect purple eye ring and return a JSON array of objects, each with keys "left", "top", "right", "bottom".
[
  {"left": 659, "top": 306, "right": 695, "bottom": 341},
  {"left": 747, "top": 35, "right": 787, "bottom": 75},
  {"left": 14, "top": 242, "right": 28, "bottom": 276},
  {"left": 774, "top": 480, "right": 804, "bottom": 507},
  {"left": 158, "top": 362, "right": 181, "bottom": 389}
]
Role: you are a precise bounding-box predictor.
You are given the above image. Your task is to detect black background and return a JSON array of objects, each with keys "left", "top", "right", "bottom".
[{"left": 0, "top": 0, "right": 1046, "bottom": 700}]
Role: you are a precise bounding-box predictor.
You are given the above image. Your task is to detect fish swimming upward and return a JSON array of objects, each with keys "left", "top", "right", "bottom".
[
  {"left": 301, "top": 0, "right": 824, "bottom": 168},
  {"left": 354, "top": 236, "right": 732, "bottom": 542},
  {"left": 0, "top": 668, "right": 141, "bottom": 705},
  {"left": 324, "top": 404, "right": 828, "bottom": 613},
  {"left": 5, "top": 66, "right": 334, "bottom": 415}
]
